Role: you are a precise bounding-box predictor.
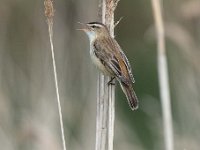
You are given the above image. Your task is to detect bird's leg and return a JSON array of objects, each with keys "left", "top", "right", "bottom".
[{"left": 107, "top": 77, "right": 115, "bottom": 85}]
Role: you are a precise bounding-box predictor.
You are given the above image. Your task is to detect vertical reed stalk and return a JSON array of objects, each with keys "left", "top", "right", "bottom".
[
  {"left": 95, "top": 0, "right": 119, "bottom": 150},
  {"left": 44, "top": 1, "right": 66, "bottom": 150},
  {"left": 151, "top": 0, "right": 174, "bottom": 150}
]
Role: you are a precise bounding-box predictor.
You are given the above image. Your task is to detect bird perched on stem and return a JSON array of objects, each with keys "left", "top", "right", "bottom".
[{"left": 78, "top": 22, "right": 138, "bottom": 110}]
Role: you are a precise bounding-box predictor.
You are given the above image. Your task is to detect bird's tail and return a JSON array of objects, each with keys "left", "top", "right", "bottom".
[{"left": 119, "top": 82, "right": 139, "bottom": 110}]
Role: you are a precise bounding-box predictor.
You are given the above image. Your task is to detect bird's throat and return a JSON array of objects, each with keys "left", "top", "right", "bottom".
[{"left": 86, "top": 31, "right": 96, "bottom": 43}]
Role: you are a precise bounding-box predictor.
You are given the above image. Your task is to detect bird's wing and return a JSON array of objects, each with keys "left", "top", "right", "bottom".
[
  {"left": 113, "top": 40, "right": 135, "bottom": 83},
  {"left": 93, "top": 37, "right": 135, "bottom": 84}
]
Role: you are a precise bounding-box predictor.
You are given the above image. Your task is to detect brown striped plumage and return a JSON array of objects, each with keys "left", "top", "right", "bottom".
[{"left": 79, "top": 22, "right": 138, "bottom": 110}]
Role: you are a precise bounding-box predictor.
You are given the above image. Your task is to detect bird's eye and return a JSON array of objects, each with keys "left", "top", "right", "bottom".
[{"left": 91, "top": 25, "right": 96, "bottom": 28}]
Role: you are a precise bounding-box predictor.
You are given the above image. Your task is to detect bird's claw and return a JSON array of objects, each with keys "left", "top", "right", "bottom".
[{"left": 107, "top": 77, "right": 115, "bottom": 86}]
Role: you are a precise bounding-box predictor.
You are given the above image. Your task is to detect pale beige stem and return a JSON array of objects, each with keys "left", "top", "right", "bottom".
[
  {"left": 151, "top": 0, "right": 174, "bottom": 150},
  {"left": 95, "top": 0, "right": 119, "bottom": 150},
  {"left": 44, "top": 1, "right": 67, "bottom": 150}
]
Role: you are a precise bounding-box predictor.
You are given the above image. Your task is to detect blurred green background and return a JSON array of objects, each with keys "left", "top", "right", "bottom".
[{"left": 1, "top": 0, "right": 200, "bottom": 150}]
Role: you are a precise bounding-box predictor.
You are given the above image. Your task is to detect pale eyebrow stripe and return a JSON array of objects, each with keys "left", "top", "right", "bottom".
[{"left": 93, "top": 24, "right": 102, "bottom": 27}]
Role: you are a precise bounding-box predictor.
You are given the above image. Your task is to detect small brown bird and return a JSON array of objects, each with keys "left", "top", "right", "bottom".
[{"left": 78, "top": 22, "right": 138, "bottom": 110}]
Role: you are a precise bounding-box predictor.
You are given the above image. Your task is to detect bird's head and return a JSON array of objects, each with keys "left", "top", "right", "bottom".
[{"left": 77, "top": 22, "right": 110, "bottom": 41}]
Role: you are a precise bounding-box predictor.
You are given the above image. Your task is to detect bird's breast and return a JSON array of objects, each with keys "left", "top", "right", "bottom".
[{"left": 89, "top": 46, "right": 112, "bottom": 76}]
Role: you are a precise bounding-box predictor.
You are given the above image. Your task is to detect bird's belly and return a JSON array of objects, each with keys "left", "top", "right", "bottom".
[{"left": 90, "top": 50, "right": 112, "bottom": 76}]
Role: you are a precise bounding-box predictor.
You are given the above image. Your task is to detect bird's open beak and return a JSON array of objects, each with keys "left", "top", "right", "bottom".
[{"left": 76, "top": 22, "right": 89, "bottom": 31}]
